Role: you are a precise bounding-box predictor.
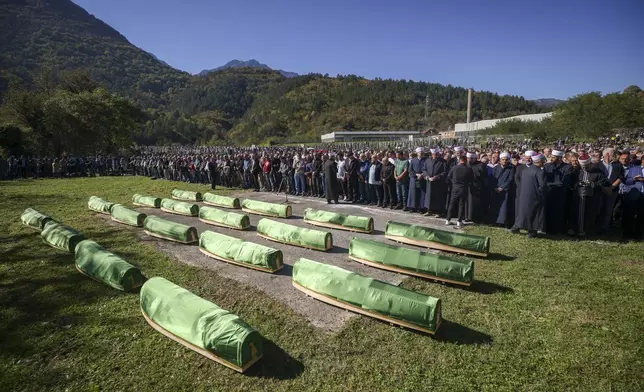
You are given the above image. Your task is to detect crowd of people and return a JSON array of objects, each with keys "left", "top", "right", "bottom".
[{"left": 2, "top": 134, "right": 643, "bottom": 240}]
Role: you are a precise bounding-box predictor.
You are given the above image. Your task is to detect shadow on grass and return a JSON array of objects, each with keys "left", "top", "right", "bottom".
[
  {"left": 486, "top": 252, "right": 517, "bottom": 261},
  {"left": 433, "top": 320, "right": 493, "bottom": 345},
  {"left": 0, "top": 273, "right": 120, "bottom": 356},
  {"left": 246, "top": 339, "right": 304, "bottom": 380},
  {"left": 461, "top": 280, "right": 514, "bottom": 295}
]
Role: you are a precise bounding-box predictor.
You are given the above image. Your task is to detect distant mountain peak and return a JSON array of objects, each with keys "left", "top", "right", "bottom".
[{"left": 198, "top": 59, "right": 298, "bottom": 78}]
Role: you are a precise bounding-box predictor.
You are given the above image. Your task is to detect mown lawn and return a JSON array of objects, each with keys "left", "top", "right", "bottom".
[{"left": 0, "top": 177, "right": 642, "bottom": 392}]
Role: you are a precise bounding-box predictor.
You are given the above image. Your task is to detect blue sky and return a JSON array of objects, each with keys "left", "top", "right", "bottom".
[{"left": 74, "top": 0, "right": 643, "bottom": 99}]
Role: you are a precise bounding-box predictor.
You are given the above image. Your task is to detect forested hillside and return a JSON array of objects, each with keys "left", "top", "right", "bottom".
[
  {"left": 0, "top": 0, "right": 548, "bottom": 147},
  {"left": 229, "top": 74, "right": 544, "bottom": 143},
  {"left": 0, "top": 0, "right": 189, "bottom": 108}
]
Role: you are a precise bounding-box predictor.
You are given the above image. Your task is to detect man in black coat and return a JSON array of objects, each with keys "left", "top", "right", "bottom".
[
  {"left": 323, "top": 154, "right": 339, "bottom": 204},
  {"left": 514, "top": 150, "right": 534, "bottom": 223},
  {"left": 569, "top": 154, "right": 609, "bottom": 238},
  {"left": 543, "top": 149, "right": 571, "bottom": 234},
  {"left": 511, "top": 153, "right": 547, "bottom": 238},
  {"left": 445, "top": 155, "right": 473, "bottom": 229},
  {"left": 488, "top": 152, "right": 515, "bottom": 228},
  {"left": 207, "top": 158, "right": 217, "bottom": 190},
  {"left": 423, "top": 148, "right": 447, "bottom": 216},
  {"left": 597, "top": 148, "right": 624, "bottom": 234},
  {"left": 346, "top": 152, "right": 360, "bottom": 203},
  {"left": 466, "top": 152, "right": 488, "bottom": 223}
]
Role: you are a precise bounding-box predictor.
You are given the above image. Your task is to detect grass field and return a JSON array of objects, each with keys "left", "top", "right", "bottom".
[{"left": 1, "top": 177, "right": 643, "bottom": 392}]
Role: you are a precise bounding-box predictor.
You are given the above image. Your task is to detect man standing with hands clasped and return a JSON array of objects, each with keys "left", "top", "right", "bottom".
[{"left": 445, "top": 155, "right": 473, "bottom": 229}]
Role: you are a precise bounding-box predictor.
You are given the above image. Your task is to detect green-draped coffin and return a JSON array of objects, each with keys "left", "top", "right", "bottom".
[
  {"left": 241, "top": 199, "right": 291, "bottom": 218},
  {"left": 140, "top": 277, "right": 263, "bottom": 371},
  {"left": 304, "top": 208, "right": 373, "bottom": 233},
  {"left": 199, "top": 207, "right": 250, "bottom": 230},
  {"left": 203, "top": 193, "right": 241, "bottom": 209},
  {"left": 133, "top": 194, "right": 162, "bottom": 208},
  {"left": 293, "top": 258, "right": 441, "bottom": 334},
  {"left": 160, "top": 198, "right": 199, "bottom": 216},
  {"left": 171, "top": 189, "right": 202, "bottom": 202},
  {"left": 88, "top": 196, "right": 115, "bottom": 214},
  {"left": 385, "top": 221, "right": 490, "bottom": 256},
  {"left": 199, "top": 231, "right": 283, "bottom": 272},
  {"left": 349, "top": 237, "right": 474, "bottom": 285},
  {"left": 21, "top": 208, "right": 54, "bottom": 231},
  {"left": 41, "top": 221, "right": 85, "bottom": 252},
  {"left": 257, "top": 218, "right": 332, "bottom": 251},
  {"left": 111, "top": 204, "right": 147, "bottom": 227},
  {"left": 74, "top": 240, "right": 147, "bottom": 291},
  {"left": 143, "top": 216, "right": 198, "bottom": 244}
]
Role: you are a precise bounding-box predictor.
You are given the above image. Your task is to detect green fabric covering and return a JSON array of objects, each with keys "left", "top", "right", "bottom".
[
  {"left": 41, "top": 221, "right": 85, "bottom": 252},
  {"left": 203, "top": 193, "right": 241, "bottom": 208},
  {"left": 199, "top": 207, "right": 250, "bottom": 229},
  {"left": 143, "top": 216, "right": 199, "bottom": 243},
  {"left": 293, "top": 258, "right": 441, "bottom": 332},
  {"left": 349, "top": 237, "right": 474, "bottom": 283},
  {"left": 21, "top": 208, "right": 54, "bottom": 231},
  {"left": 161, "top": 198, "right": 199, "bottom": 216},
  {"left": 140, "top": 277, "right": 263, "bottom": 368},
  {"left": 386, "top": 221, "right": 490, "bottom": 254},
  {"left": 199, "top": 230, "right": 282, "bottom": 271},
  {"left": 88, "top": 196, "right": 115, "bottom": 214},
  {"left": 172, "top": 189, "right": 202, "bottom": 202},
  {"left": 257, "top": 219, "right": 332, "bottom": 250},
  {"left": 111, "top": 204, "right": 147, "bottom": 227},
  {"left": 304, "top": 208, "right": 373, "bottom": 231},
  {"left": 241, "top": 199, "right": 290, "bottom": 217},
  {"left": 74, "top": 240, "right": 147, "bottom": 291},
  {"left": 133, "top": 194, "right": 162, "bottom": 208}
]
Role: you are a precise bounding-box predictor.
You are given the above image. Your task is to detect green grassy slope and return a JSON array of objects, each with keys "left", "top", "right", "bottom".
[{"left": 0, "top": 177, "right": 642, "bottom": 391}]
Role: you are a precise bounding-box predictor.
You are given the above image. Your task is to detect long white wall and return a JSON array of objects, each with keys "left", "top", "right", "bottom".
[{"left": 454, "top": 112, "right": 553, "bottom": 133}]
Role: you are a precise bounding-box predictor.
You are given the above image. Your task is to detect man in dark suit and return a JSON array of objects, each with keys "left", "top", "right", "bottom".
[
  {"left": 323, "top": 154, "right": 339, "bottom": 204},
  {"left": 423, "top": 148, "right": 447, "bottom": 216},
  {"left": 597, "top": 148, "right": 624, "bottom": 234},
  {"left": 207, "top": 158, "right": 216, "bottom": 190},
  {"left": 543, "top": 149, "right": 571, "bottom": 234},
  {"left": 445, "top": 155, "right": 473, "bottom": 229},
  {"left": 346, "top": 152, "right": 360, "bottom": 203}
]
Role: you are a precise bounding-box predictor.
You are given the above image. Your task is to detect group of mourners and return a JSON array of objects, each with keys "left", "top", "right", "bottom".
[
  {"left": 0, "top": 155, "right": 129, "bottom": 179},
  {"left": 3, "top": 138, "right": 644, "bottom": 240},
  {"left": 262, "top": 146, "right": 643, "bottom": 240}
]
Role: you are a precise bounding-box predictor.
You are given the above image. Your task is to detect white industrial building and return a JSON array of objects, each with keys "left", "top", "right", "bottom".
[
  {"left": 320, "top": 131, "right": 423, "bottom": 143},
  {"left": 453, "top": 112, "right": 553, "bottom": 137}
]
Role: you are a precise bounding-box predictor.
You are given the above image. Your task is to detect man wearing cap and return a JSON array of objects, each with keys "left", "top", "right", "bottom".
[
  {"left": 465, "top": 152, "right": 488, "bottom": 224},
  {"left": 543, "top": 149, "right": 571, "bottom": 234},
  {"left": 445, "top": 155, "right": 473, "bottom": 229},
  {"left": 422, "top": 148, "right": 447, "bottom": 216},
  {"left": 511, "top": 153, "right": 547, "bottom": 238},
  {"left": 597, "top": 148, "right": 624, "bottom": 234},
  {"left": 569, "top": 153, "right": 608, "bottom": 238},
  {"left": 407, "top": 148, "right": 427, "bottom": 213},
  {"left": 488, "top": 152, "right": 515, "bottom": 228},
  {"left": 514, "top": 150, "right": 534, "bottom": 222}
]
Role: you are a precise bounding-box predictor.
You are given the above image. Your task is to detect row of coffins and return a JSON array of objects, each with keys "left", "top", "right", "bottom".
[
  {"left": 20, "top": 188, "right": 490, "bottom": 373},
  {"left": 20, "top": 207, "right": 265, "bottom": 373}
]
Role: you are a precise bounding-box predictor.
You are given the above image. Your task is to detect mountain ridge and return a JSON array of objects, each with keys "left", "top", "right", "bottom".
[{"left": 198, "top": 59, "right": 298, "bottom": 78}]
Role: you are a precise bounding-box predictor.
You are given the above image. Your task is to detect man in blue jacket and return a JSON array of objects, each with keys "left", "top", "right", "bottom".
[{"left": 620, "top": 152, "right": 644, "bottom": 239}]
